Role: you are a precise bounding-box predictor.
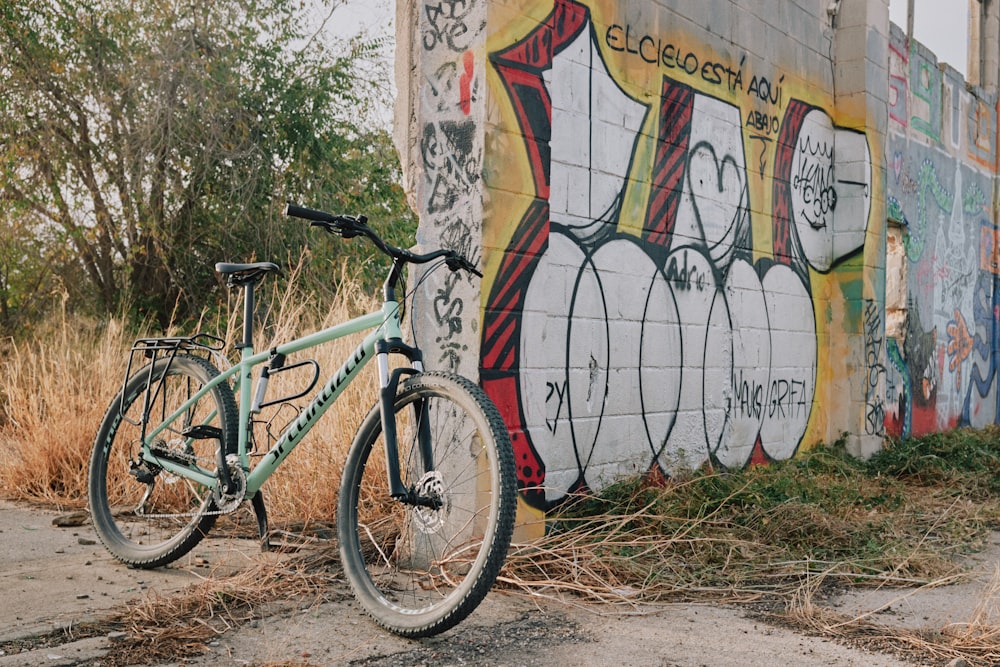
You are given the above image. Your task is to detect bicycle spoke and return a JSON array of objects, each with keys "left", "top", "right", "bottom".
[
  {"left": 339, "top": 372, "right": 515, "bottom": 637},
  {"left": 89, "top": 355, "right": 237, "bottom": 568}
]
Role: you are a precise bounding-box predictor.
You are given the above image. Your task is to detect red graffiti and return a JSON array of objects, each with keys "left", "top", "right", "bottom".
[
  {"left": 460, "top": 50, "right": 474, "bottom": 115},
  {"left": 644, "top": 76, "right": 693, "bottom": 250},
  {"left": 771, "top": 99, "right": 814, "bottom": 268},
  {"left": 483, "top": 0, "right": 589, "bottom": 507}
]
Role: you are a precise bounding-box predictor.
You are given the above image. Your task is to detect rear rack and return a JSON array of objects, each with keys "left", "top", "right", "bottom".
[
  {"left": 131, "top": 333, "right": 226, "bottom": 357},
  {"left": 119, "top": 333, "right": 228, "bottom": 428}
]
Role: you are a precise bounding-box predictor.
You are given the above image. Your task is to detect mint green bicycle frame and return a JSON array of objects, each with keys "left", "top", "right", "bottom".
[{"left": 138, "top": 298, "right": 410, "bottom": 497}]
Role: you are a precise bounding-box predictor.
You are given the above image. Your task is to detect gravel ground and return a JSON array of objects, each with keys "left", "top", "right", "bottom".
[{"left": 5, "top": 498, "right": 987, "bottom": 666}]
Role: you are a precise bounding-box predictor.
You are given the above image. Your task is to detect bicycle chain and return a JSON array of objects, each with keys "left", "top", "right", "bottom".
[
  {"left": 137, "top": 506, "right": 230, "bottom": 519},
  {"left": 135, "top": 449, "right": 246, "bottom": 519}
]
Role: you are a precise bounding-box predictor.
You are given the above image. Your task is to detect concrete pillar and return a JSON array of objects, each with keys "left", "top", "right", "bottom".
[
  {"left": 830, "top": 0, "right": 890, "bottom": 458},
  {"left": 974, "top": 0, "right": 1000, "bottom": 94},
  {"left": 393, "top": 0, "right": 488, "bottom": 378},
  {"left": 831, "top": 0, "right": 889, "bottom": 132}
]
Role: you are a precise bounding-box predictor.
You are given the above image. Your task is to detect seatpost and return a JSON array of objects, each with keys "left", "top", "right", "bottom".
[{"left": 241, "top": 282, "right": 255, "bottom": 349}]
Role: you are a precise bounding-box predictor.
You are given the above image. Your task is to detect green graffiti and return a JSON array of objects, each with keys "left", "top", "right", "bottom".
[
  {"left": 904, "top": 160, "right": 953, "bottom": 261},
  {"left": 887, "top": 196, "right": 905, "bottom": 222},
  {"left": 900, "top": 160, "right": 987, "bottom": 262},
  {"left": 962, "top": 181, "right": 987, "bottom": 215}
]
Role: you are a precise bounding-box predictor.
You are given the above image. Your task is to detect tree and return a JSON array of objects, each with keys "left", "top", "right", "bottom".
[{"left": 0, "top": 0, "right": 413, "bottom": 330}]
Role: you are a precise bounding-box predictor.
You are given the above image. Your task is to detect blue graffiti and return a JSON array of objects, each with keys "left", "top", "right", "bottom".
[
  {"left": 887, "top": 336, "right": 911, "bottom": 437},
  {"left": 961, "top": 265, "right": 1000, "bottom": 427}
]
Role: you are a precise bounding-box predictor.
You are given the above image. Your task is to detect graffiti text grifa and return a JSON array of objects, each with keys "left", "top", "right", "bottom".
[
  {"left": 605, "top": 24, "right": 745, "bottom": 94},
  {"left": 767, "top": 376, "right": 810, "bottom": 420}
]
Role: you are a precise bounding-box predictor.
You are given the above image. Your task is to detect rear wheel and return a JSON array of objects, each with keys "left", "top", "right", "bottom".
[
  {"left": 88, "top": 355, "right": 238, "bottom": 568},
  {"left": 338, "top": 371, "right": 516, "bottom": 637}
]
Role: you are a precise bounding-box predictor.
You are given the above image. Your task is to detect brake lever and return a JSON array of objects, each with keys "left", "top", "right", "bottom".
[
  {"left": 309, "top": 216, "right": 365, "bottom": 238},
  {"left": 309, "top": 220, "right": 341, "bottom": 236},
  {"left": 445, "top": 253, "right": 483, "bottom": 278}
]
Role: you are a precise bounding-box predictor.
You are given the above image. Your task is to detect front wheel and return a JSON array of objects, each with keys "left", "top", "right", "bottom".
[{"left": 338, "top": 371, "right": 517, "bottom": 637}]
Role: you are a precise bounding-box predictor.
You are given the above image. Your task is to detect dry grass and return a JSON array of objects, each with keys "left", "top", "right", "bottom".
[
  {"left": 489, "top": 437, "right": 1000, "bottom": 665},
  {"left": 8, "top": 275, "right": 1000, "bottom": 664},
  {"left": 0, "top": 259, "right": 379, "bottom": 522},
  {"left": 494, "top": 447, "right": 1000, "bottom": 610},
  {"left": 99, "top": 546, "right": 347, "bottom": 667},
  {"left": 498, "top": 496, "right": 977, "bottom": 609},
  {"left": 0, "top": 311, "right": 130, "bottom": 505},
  {"left": 776, "top": 566, "right": 1000, "bottom": 665}
]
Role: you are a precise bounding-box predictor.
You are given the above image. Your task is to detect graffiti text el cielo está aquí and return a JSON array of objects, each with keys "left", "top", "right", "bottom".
[{"left": 604, "top": 23, "right": 745, "bottom": 94}]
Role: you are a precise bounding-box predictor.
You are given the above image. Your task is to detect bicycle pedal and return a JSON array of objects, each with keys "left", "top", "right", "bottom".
[{"left": 181, "top": 424, "right": 223, "bottom": 440}]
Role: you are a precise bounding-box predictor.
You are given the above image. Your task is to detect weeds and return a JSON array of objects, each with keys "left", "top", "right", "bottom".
[
  {"left": 0, "top": 261, "right": 379, "bottom": 519},
  {"left": 8, "top": 282, "right": 1000, "bottom": 664},
  {"left": 869, "top": 426, "right": 1000, "bottom": 498},
  {"left": 507, "top": 440, "right": 995, "bottom": 605},
  {"left": 493, "top": 435, "right": 1000, "bottom": 665},
  {"left": 507, "top": 438, "right": 1000, "bottom": 604}
]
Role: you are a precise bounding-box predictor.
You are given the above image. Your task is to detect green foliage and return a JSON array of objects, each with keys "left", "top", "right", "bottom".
[
  {"left": 867, "top": 425, "right": 1000, "bottom": 497},
  {"left": 0, "top": 0, "right": 414, "bottom": 332},
  {"left": 551, "top": 438, "right": 1000, "bottom": 594}
]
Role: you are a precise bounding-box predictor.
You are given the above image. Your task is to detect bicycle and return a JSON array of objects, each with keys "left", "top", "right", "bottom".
[{"left": 87, "top": 203, "right": 517, "bottom": 637}]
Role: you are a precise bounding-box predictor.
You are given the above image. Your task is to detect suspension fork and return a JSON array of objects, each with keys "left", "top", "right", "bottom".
[{"left": 376, "top": 339, "right": 433, "bottom": 504}]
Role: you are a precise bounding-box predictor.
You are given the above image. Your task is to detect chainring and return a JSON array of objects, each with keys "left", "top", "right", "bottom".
[{"left": 212, "top": 454, "right": 247, "bottom": 514}]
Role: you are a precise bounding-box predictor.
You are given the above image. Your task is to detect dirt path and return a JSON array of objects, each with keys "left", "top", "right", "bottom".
[{"left": 3, "top": 499, "right": 978, "bottom": 666}]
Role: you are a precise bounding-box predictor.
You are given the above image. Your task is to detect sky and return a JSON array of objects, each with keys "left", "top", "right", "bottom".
[
  {"left": 889, "top": 0, "right": 971, "bottom": 77},
  {"left": 314, "top": 0, "right": 397, "bottom": 128},
  {"left": 324, "top": 0, "right": 394, "bottom": 40}
]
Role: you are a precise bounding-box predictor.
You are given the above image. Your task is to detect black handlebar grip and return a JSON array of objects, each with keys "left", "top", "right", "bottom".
[{"left": 284, "top": 203, "right": 332, "bottom": 223}]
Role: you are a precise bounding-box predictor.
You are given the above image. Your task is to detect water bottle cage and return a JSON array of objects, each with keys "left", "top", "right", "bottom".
[{"left": 252, "top": 357, "right": 321, "bottom": 412}]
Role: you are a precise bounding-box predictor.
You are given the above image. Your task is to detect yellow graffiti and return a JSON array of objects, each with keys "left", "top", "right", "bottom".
[{"left": 482, "top": 0, "right": 884, "bottom": 472}]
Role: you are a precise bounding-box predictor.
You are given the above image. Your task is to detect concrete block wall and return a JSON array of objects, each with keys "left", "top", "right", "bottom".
[
  {"left": 399, "top": 0, "right": 895, "bottom": 512},
  {"left": 884, "top": 19, "right": 1000, "bottom": 438}
]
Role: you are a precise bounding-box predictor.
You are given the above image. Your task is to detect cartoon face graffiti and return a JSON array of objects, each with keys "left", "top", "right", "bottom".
[{"left": 790, "top": 109, "right": 873, "bottom": 273}]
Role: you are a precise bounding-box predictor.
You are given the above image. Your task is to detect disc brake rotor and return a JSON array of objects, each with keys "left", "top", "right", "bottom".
[
  {"left": 412, "top": 471, "right": 446, "bottom": 534},
  {"left": 212, "top": 455, "right": 247, "bottom": 514}
]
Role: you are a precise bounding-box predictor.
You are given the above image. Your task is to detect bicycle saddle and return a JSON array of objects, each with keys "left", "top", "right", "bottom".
[{"left": 215, "top": 262, "right": 280, "bottom": 287}]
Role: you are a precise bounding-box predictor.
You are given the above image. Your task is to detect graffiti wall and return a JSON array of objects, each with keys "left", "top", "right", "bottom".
[
  {"left": 884, "top": 23, "right": 1000, "bottom": 438},
  {"left": 402, "top": 0, "right": 887, "bottom": 511},
  {"left": 403, "top": 0, "right": 488, "bottom": 379}
]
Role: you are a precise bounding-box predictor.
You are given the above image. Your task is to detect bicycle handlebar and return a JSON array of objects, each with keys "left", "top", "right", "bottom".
[
  {"left": 284, "top": 203, "right": 336, "bottom": 223},
  {"left": 283, "top": 202, "right": 482, "bottom": 277}
]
